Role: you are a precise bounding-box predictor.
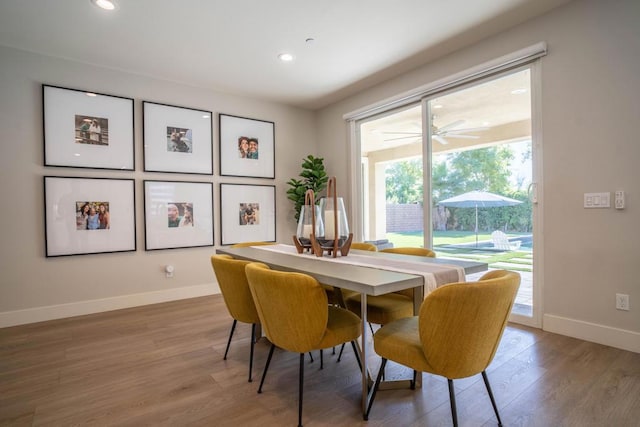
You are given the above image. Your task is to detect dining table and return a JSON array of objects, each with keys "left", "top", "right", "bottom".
[{"left": 216, "top": 243, "right": 488, "bottom": 419}]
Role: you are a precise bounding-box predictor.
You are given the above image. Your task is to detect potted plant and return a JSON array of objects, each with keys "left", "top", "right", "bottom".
[{"left": 286, "top": 155, "right": 329, "bottom": 221}]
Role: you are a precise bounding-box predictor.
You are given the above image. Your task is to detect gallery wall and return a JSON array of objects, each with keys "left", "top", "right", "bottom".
[
  {"left": 315, "top": 0, "right": 640, "bottom": 351},
  {"left": 0, "top": 45, "right": 314, "bottom": 326}
]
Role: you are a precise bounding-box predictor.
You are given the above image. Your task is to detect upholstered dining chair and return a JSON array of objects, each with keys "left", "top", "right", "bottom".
[
  {"left": 344, "top": 246, "right": 436, "bottom": 326},
  {"left": 245, "top": 262, "right": 362, "bottom": 427},
  {"left": 210, "top": 254, "right": 261, "bottom": 382},
  {"left": 366, "top": 270, "right": 521, "bottom": 426},
  {"left": 350, "top": 242, "right": 378, "bottom": 251}
]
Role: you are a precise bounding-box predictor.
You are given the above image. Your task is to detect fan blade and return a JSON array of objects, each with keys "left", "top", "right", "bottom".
[
  {"left": 381, "top": 131, "right": 422, "bottom": 135},
  {"left": 443, "top": 134, "right": 479, "bottom": 139},
  {"left": 383, "top": 135, "right": 421, "bottom": 142},
  {"left": 446, "top": 126, "right": 490, "bottom": 134},
  {"left": 436, "top": 119, "right": 466, "bottom": 133},
  {"left": 433, "top": 135, "right": 449, "bottom": 145}
]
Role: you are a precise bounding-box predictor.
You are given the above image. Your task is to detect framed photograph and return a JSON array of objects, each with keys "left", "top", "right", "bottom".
[
  {"left": 43, "top": 85, "right": 134, "bottom": 170},
  {"left": 220, "top": 183, "right": 275, "bottom": 245},
  {"left": 219, "top": 114, "right": 275, "bottom": 178},
  {"left": 144, "top": 180, "right": 214, "bottom": 250},
  {"left": 44, "top": 176, "right": 136, "bottom": 257},
  {"left": 143, "top": 102, "right": 213, "bottom": 174}
]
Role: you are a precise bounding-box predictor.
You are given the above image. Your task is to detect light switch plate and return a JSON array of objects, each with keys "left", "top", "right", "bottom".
[{"left": 584, "top": 192, "right": 610, "bottom": 208}]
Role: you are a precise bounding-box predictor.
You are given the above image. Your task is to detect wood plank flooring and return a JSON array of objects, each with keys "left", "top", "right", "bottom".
[{"left": 1, "top": 295, "right": 639, "bottom": 426}]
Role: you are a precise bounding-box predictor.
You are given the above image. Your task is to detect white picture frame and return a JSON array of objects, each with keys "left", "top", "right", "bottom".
[
  {"left": 143, "top": 101, "right": 213, "bottom": 174},
  {"left": 144, "top": 180, "right": 214, "bottom": 250},
  {"left": 219, "top": 114, "right": 275, "bottom": 178},
  {"left": 43, "top": 85, "right": 134, "bottom": 170},
  {"left": 44, "top": 176, "right": 136, "bottom": 257},
  {"left": 220, "top": 183, "right": 276, "bottom": 245}
]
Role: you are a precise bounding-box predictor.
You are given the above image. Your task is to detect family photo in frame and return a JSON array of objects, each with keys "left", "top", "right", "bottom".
[
  {"left": 43, "top": 85, "right": 134, "bottom": 170},
  {"left": 144, "top": 180, "right": 214, "bottom": 251},
  {"left": 44, "top": 176, "right": 136, "bottom": 257},
  {"left": 219, "top": 114, "right": 275, "bottom": 178},
  {"left": 143, "top": 101, "right": 213, "bottom": 175}
]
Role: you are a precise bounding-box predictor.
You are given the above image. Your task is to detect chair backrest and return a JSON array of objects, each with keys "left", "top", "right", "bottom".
[
  {"left": 351, "top": 242, "right": 378, "bottom": 251},
  {"left": 245, "top": 262, "right": 329, "bottom": 353},
  {"left": 230, "top": 241, "right": 276, "bottom": 248},
  {"left": 380, "top": 247, "right": 436, "bottom": 297},
  {"left": 210, "top": 255, "right": 260, "bottom": 324},
  {"left": 491, "top": 231, "right": 520, "bottom": 250},
  {"left": 380, "top": 247, "right": 436, "bottom": 258},
  {"left": 418, "top": 270, "right": 520, "bottom": 379}
]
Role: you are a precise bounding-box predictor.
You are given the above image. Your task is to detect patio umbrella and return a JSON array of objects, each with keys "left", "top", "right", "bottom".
[{"left": 437, "top": 190, "right": 522, "bottom": 247}]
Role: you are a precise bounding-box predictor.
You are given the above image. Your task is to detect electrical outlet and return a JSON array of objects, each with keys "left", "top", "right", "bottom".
[
  {"left": 165, "top": 265, "right": 174, "bottom": 278},
  {"left": 615, "top": 293, "right": 629, "bottom": 311}
]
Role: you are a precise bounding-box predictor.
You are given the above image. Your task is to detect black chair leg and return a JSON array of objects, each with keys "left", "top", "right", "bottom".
[
  {"left": 320, "top": 349, "right": 323, "bottom": 370},
  {"left": 411, "top": 370, "right": 417, "bottom": 390},
  {"left": 482, "top": 371, "right": 503, "bottom": 427},
  {"left": 298, "top": 353, "right": 305, "bottom": 427},
  {"left": 337, "top": 343, "right": 346, "bottom": 362},
  {"left": 258, "top": 343, "right": 275, "bottom": 393},
  {"left": 448, "top": 379, "right": 458, "bottom": 427},
  {"left": 308, "top": 352, "right": 314, "bottom": 363},
  {"left": 248, "top": 323, "right": 256, "bottom": 382},
  {"left": 350, "top": 341, "right": 362, "bottom": 372},
  {"left": 365, "top": 358, "right": 387, "bottom": 420},
  {"left": 223, "top": 319, "right": 237, "bottom": 360}
]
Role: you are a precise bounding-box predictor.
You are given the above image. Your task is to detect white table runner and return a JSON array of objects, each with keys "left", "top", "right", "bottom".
[{"left": 254, "top": 244, "right": 465, "bottom": 295}]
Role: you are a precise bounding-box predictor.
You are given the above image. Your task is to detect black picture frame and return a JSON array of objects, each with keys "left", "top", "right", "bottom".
[
  {"left": 43, "top": 176, "right": 136, "bottom": 257},
  {"left": 220, "top": 183, "right": 276, "bottom": 245},
  {"left": 143, "top": 101, "right": 213, "bottom": 175},
  {"left": 42, "top": 85, "right": 134, "bottom": 170},
  {"left": 219, "top": 114, "right": 275, "bottom": 178},
  {"left": 144, "top": 180, "right": 214, "bottom": 250}
]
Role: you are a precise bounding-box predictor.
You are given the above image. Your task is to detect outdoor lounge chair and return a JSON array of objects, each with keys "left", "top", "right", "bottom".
[{"left": 491, "top": 230, "right": 521, "bottom": 251}]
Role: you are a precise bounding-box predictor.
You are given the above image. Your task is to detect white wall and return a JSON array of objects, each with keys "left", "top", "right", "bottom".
[
  {"left": 0, "top": 46, "right": 314, "bottom": 326},
  {"left": 316, "top": 0, "right": 640, "bottom": 352}
]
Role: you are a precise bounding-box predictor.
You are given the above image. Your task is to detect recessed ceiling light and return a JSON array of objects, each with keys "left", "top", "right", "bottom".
[
  {"left": 433, "top": 104, "right": 443, "bottom": 109},
  {"left": 202, "top": 115, "right": 210, "bottom": 119},
  {"left": 85, "top": 92, "right": 97, "bottom": 97},
  {"left": 278, "top": 53, "right": 294, "bottom": 62},
  {"left": 91, "top": 0, "right": 117, "bottom": 11},
  {"left": 511, "top": 88, "right": 527, "bottom": 95}
]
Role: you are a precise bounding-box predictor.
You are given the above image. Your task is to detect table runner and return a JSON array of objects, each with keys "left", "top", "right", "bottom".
[{"left": 254, "top": 244, "right": 465, "bottom": 295}]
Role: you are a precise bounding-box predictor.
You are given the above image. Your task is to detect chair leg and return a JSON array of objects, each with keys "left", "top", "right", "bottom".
[
  {"left": 350, "top": 341, "right": 362, "bottom": 372},
  {"left": 223, "top": 319, "right": 237, "bottom": 360},
  {"left": 337, "top": 343, "right": 346, "bottom": 362},
  {"left": 482, "top": 371, "right": 503, "bottom": 427},
  {"left": 298, "top": 353, "right": 305, "bottom": 427},
  {"left": 320, "top": 349, "right": 323, "bottom": 370},
  {"left": 365, "top": 358, "right": 387, "bottom": 420},
  {"left": 369, "top": 322, "right": 375, "bottom": 335},
  {"left": 248, "top": 323, "right": 256, "bottom": 382},
  {"left": 308, "top": 352, "right": 314, "bottom": 363},
  {"left": 411, "top": 370, "right": 417, "bottom": 390},
  {"left": 447, "top": 379, "right": 458, "bottom": 427},
  {"left": 258, "top": 343, "right": 275, "bottom": 394}
]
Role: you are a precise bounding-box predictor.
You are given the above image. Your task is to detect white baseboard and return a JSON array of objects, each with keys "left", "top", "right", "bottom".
[
  {"left": 543, "top": 314, "right": 640, "bottom": 354},
  {"left": 0, "top": 283, "right": 221, "bottom": 328}
]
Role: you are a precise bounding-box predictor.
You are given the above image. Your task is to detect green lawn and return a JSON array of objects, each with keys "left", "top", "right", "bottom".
[{"left": 385, "top": 231, "right": 533, "bottom": 272}]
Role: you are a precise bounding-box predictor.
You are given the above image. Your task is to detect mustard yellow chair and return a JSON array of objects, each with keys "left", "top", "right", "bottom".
[
  {"left": 350, "top": 242, "right": 378, "bottom": 251},
  {"left": 245, "top": 262, "right": 362, "bottom": 427},
  {"left": 210, "top": 255, "right": 261, "bottom": 382},
  {"left": 230, "top": 241, "right": 276, "bottom": 248},
  {"left": 345, "top": 246, "right": 436, "bottom": 326},
  {"left": 366, "top": 270, "right": 521, "bottom": 426}
]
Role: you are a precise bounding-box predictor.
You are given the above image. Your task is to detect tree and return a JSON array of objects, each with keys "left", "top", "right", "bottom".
[{"left": 385, "top": 158, "right": 423, "bottom": 204}]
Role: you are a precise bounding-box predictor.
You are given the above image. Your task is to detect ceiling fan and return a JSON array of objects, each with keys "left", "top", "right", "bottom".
[{"left": 382, "top": 119, "right": 489, "bottom": 145}]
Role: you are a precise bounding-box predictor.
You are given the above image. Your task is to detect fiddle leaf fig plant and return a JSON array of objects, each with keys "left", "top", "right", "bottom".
[{"left": 286, "top": 155, "right": 329, "bottom": 221}]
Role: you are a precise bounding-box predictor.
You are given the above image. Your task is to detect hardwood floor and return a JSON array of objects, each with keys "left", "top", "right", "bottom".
[{"left": 1, "top": 295, "right": 638, "bottom": 426}]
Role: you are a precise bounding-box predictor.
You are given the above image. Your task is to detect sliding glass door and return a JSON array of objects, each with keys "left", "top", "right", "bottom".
[{"left": 355, "top": 65, "right": 539, "bottom": 325}]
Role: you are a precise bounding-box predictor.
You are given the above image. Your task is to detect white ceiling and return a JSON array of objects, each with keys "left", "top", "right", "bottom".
[{"left": 0, "top": 0, "right": 571, "bottom": 110}]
